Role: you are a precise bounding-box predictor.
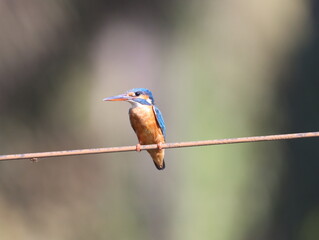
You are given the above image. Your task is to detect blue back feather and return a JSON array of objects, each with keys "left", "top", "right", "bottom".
[{"left": 153, "top": 106, "right": 166, "bottom": 138}]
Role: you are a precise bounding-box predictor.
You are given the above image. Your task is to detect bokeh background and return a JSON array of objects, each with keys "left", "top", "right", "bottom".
[{"left": 0, "top": 0, "right": 318, "bottom": 239}]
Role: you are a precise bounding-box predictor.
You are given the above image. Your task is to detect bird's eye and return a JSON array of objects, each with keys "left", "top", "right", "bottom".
[{"left": 135, "top": 91, "right": 142, "bottom": 96}]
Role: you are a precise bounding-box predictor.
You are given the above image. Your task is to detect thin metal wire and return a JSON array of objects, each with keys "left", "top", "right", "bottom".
[{"left": 0, "top": 131, "right": 318, "bottom": 161}]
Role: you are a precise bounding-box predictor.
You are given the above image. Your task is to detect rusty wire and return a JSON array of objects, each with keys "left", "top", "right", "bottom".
[{"left": 0, "top": 131, "right": 318, "bottom": 162}]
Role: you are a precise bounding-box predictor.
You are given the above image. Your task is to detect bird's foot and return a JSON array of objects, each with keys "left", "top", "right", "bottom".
[
  {"left": 157, "top": 143, "right": 163, "bottom": 150},
  {"left": 136, "top": 144, "right": 141, "bottom": 152}
]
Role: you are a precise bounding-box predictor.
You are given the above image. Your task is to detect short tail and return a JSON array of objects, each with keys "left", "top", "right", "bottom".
[
  {"left": 154, "top": 159, "right": 165, "bottom": 170},
  {"left": 147, "top": 149, "right": 165, "bottom": 170}
]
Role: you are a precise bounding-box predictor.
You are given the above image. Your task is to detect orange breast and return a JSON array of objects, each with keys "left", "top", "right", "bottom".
[{"left": 129, "top": 106, "right": 165, "bottom": 145}]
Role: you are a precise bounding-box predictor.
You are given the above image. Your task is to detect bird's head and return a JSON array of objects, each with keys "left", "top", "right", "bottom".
[{"left": 103, "top": 88, "right": 155, "bottom": 107}]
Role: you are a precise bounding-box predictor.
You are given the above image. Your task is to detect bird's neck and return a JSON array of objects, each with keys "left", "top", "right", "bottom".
[
  {"left": 128, "top": 100, "right": 153, "bottom": 108},
  {"left": 128, "top": 100, "right": 145, "bottom": 108}
]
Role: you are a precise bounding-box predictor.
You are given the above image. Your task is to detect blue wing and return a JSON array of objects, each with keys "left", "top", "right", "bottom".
[{"left": 153, "top": 106, "right": 166, "bottom": 139}]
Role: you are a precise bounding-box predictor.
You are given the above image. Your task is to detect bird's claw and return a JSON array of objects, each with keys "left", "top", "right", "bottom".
[
  {"left": 157, "top": 143, "right": 163, "bottom": 150},
  {"left": 136, "top": 144, "right": 141, "bottom": 152}
]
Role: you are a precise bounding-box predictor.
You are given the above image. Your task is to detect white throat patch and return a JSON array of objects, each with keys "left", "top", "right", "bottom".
[
  {"left": 128, "top": 97, "right": 152, "bottom": 108},
  {"left": 146, "top": 98, "right": 152, "bottom": 104},
  {"left": 128, "top": 100, "right": 143, "bottom": 108}
]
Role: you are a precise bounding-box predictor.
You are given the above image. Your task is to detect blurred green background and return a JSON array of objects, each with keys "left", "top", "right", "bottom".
[{"left": 0, "top": 0, "right": 319, "bottom": 239}]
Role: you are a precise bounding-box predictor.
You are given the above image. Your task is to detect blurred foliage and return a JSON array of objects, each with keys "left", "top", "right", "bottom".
[{"left": 0, "top": 0, "right": 318, "bottom": 240}]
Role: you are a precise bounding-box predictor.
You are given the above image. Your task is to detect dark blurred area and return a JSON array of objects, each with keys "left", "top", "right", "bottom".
[
  {"left": 0, "top": 0, "right": 318, "bottom": 239},
  {"left": 262, "top": 1, "right": 319, "bottom": 239}
]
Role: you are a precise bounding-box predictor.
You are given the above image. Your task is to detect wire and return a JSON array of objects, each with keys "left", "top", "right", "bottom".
[{"left": 0, "top": 131, "right": 318, "bottom": 162}]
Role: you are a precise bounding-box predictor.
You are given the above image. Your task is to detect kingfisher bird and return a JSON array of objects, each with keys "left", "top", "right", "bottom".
[{"left": 103, "top": 88, "right": 166, "bottom": 170}]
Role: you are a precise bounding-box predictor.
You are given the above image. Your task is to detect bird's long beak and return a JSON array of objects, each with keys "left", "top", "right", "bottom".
[{"left": 103, "top": 94, "right": 131, "bottom": 102}]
